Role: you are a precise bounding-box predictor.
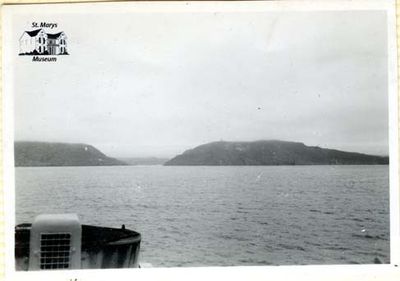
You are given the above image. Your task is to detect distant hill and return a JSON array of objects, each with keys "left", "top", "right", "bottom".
[
  {"left": 164, "top": 140, "right": 389, "bottom": 166},
  {"left": 15, "top": 141, "right": 127, "bottom": 167},
  {"left": 118, "top": 157, "right": 169, "bottom": 166}
]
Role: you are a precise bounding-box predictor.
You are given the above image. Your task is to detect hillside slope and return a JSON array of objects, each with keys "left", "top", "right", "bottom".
[
  {"left": 15, "top": 141, "right": 126, "bottom": 167},
  {"left": 164, "top": 140, "right": 388, "bottom": 166}
]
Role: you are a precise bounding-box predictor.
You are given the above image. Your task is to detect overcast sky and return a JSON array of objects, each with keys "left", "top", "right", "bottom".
[{"left": 13, "top": 10, "right": 388, "bottom": 158}]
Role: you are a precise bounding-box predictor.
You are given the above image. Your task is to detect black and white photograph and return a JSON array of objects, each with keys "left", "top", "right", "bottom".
[{"left": 2, "top": 0, "right": 399, "bottom": 280}]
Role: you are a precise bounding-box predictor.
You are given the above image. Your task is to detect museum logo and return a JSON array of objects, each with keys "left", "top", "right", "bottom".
[{"left": 19, "top": 22, "right": 68, "bottom": 62}]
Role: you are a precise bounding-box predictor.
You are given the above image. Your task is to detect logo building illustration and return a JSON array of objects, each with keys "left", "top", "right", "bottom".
[{"left": 19, "top": 28, "right": 68, "bottom": 56}]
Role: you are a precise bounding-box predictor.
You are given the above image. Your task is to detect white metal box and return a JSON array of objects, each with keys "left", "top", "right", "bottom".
[{"left": 28, "top": 214, "right": 81, "bottom": 270}]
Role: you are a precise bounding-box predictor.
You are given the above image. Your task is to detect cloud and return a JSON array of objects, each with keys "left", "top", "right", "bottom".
[{"left": 14, "top": 11, "right": 388, "bottom": 157}]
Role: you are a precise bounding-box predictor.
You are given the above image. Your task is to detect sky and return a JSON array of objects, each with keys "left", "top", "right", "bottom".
[{"left": 13, "top": 9, "right": 389, "bottom": 158}]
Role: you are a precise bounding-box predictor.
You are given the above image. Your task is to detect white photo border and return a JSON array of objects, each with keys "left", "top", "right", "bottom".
[{"left": 2, "top": 1, "right": 399, "bottom": 280}]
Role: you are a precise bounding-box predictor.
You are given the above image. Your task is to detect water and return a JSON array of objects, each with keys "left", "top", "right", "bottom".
[{"left": 15, "top": 165, "right": 390, "bottom": 266}]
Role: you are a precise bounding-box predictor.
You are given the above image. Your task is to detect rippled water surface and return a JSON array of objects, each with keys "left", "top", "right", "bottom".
[{"left": 16, "top": 165, "right": 389, "bottom": 266}]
